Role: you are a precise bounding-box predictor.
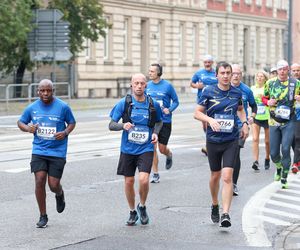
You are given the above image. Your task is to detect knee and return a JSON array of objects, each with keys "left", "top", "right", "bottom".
[
  {"left": 252, "top": 135, "right": 259, "bottom": 144},
  {"left": 139, "top": 175, "right": 149, "bottom": 186},
  {"left": 35, "top": 176, "right": 46, "bottom": 188},
  {"left": 125, "top": 177, "right": 134, "bottom": 187},
  {"left": 158, "top": 145, "right": 167, "bottom": 154},
  {"left": 223, "top": 174, "right": 232, "bottom": 185},
  {"left": 210, "top": 172, "right": 221, "bottom": 183}
]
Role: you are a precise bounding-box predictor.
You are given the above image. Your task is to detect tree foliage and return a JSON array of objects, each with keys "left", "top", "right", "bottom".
[
  {"left": 0, "top": 0, "right": 109, "bottom": 76},
  {"left": 0, "top": 0, "right": 35, "bottom": 74},
  {"left": 48, "top": 0, "right": 109, "bottom": 55}
]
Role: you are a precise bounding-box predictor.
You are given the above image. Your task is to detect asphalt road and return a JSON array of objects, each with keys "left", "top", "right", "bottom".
[{"left": 0, "top": 103, "right": 299, "bottom": 250}]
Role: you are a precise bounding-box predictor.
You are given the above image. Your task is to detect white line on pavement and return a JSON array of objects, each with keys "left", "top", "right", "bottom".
[
  {"left": 242, "top": 182, "right": 278, "bottom": 247},
  {"left": 260, "top": 207, "right": 300, "bottom": 219},
  {"left": 255, "top": 215, "right": 291, "bottom": 226}
]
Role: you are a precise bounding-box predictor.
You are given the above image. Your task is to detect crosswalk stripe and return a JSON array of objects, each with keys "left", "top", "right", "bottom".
[
  {"left": 260, "top": 207, "right": 300, "bottom": 219},
  {"left": 267, "top": 199, "right": 300, "bottom": 211},
  {"left": 271, "top": 193, "right": 300, "bottom": 202},
  {"left": 256, "top": 215, "right": 291, "bottom": 226}
]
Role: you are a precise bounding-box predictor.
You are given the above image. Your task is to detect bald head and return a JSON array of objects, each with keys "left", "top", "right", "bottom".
[
  {"left": 131, "top": 73, "right": 146, "bottom": 84},
  {"left": 37, "top": 79, "right": 54, "bottom": 104},
  {"left": 291, "top": 63, "right": 300, "bottom": 79},
  {"left": 38, "top": 79, "right": 54, "bottom": 89},
  {"left": 231, "top": 64, "right": 242, "bottom": 86}
]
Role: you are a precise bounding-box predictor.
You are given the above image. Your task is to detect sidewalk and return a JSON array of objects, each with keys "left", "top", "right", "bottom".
[{"left": 0, "top": 93, "right": 196, "bottom": 116}]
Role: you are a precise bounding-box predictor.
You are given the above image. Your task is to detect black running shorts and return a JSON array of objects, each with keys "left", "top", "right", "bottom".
[
  {"left": 206, "top": 139, "right": 239, "bottom": 172},
  {"left": 253, "top": 118, "right": 269, "bottom": 129},
  {"left": 158, "top": 123, "right": 172, "bottom": 145},
  {"left": 30, "top": 154, "right": 66, "bottom": 179},
  {"left": 117, "top": 151, "right": 154, "bottom": 177}
]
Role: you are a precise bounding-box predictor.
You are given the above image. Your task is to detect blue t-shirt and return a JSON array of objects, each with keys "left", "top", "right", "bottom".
[
  {"left": 232, "top": 82, "right": 256, "bottom": 127},
  {"left": 146, "top": 79, "right": 179, "bottom": 123},
  {"left": 191, "top": 68, "right": 218, "bottom": 101},
  {"left": 19, "top": 98, "right": 76, "bottom": 158},
  {"left": 110, "top": 95, "right": 162, "bottom": 155},
  {"left": 198, "top": 84, "right": 243, "bottom": 143}
]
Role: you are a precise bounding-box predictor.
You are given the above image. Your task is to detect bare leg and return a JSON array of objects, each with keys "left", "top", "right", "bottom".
[
  {"left": 252, "top": 123, "right": 261, "bottom": 162},
  {"left": 34, "top": 171, "right": 47, "bottom": 215},
  {"left": 210, "top": 170, "right": 221, "bottom": 206},
  {"left": 124, "top": 176, "right": 135, "bottom": 210},
  {"left": 221, "top": 167, "right": 233, "bottom": 214},
  {"left": 139, "top": 172, "right": 150, "bottom": 205}
]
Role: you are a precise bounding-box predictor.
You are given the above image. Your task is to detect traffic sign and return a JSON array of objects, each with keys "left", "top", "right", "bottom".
[{"left": 27, "top": 9, "right": 72, "bottom": 61}]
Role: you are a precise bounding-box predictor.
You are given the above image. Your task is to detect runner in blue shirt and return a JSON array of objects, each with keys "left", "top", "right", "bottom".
[
  {"left": 17, "top": 79, "right": 76, "bottom": 228},
  {"left": 231, "top": 64, "right": 257, "bottom": 196},
  {"left": 190, "top": 55, "right": 218, "bottom": 156},
  {"left": 194, "top": 61, "right": 249, "bottom": 228},
  {"left": 146, "top": 63, "right": 179, "bottom": 183},
  {"left": 109, "top": 73, "right": 163, "bottom": 226}
]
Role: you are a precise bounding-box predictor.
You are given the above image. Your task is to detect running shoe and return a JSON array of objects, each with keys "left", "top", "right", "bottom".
[
  {"left": 36, "top": 214, "right": 48, "bottom": 228},
  {"left": 274, "top": 168, "right": 282, "bottom": 181},
  {"left": 211, "top": 204, "right": 220, "bottom": 223},
  {"left": 220, "top": 213, "right": 231, "bottom": 228},
  {"left": 137, "top": 203, "right": 149, "bottom": 225},
  {"left": 264, "top": 159, "right": 270, "bottom": 170},
  {"left": 126, "top": 210, "right": 138, "bottom": 226},
  {"left": 252, "top": 161, "right": 260, "bottom": 171},
  {"left": 291, "top": 163, "right": 299, "bottom": 174},
  {"left": 233, "top": 184, "right": 239, "bottom": 196},
  {"left": 165, "top": 153, "right": 173, "bottom": 170},
  {"left": 281, "top": 178, "right": 288, "bottom": 189},
  {"left": 150, "top": 173, "right": 160, "bottom": 183},
  {"left": 55, "top": 190, "right": 65, "bottom": 213},
  {"left": 201, "top": 147, "right": 208, "bottom": 157}
]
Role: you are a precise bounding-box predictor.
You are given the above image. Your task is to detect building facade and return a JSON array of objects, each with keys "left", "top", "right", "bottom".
[{"left": 76, "top": 0, "right": 289, "bottom": 98}]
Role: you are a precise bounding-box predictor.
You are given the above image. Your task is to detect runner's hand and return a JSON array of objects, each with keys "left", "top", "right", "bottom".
[
  {"left": 240, "top": 123, "right": 249, "bottom": 140},
  {"left": 55, "top": 131, "right": 67, "bottom": 140},
  {"left": 123, "top": 122, "right": 134, "bottom": 131},
  {"left": 151, "top": 133, "right": 158, "bottom": 144},
  {"left": 27, "top": 124, "right": 38, "bottom": 134},
  {"left": 208, "top": 118, "right": 220, "bottom": 132}
]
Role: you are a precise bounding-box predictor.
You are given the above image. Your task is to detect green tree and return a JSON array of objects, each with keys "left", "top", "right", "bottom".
[
  {"left": 48, "top": 0, "right": 109, "bottom": 55},
  {"left": 0, "top": 0, "right": 109, "bottom": 87},
  {"left": 0, "top": 0, "right": 34, "bottom": 75}
]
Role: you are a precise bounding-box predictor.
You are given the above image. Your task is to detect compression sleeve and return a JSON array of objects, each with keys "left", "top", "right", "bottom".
[
  {"left": 153, "top": 120, "right": 163, "bottom": 135},
  {"left": 109, "top": 119, "right": 124, "bottom": 131}
]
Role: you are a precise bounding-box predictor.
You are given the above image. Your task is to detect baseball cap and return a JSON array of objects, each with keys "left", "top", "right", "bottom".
[
  {"left": 270, "top": 66, "right": 277, "bottom": 73},
  {"left": 276, "top": 60, "right": 289, "bottom": 70},
  {"left": 203, "top": 54, "right": 213, "bottom": 62}
]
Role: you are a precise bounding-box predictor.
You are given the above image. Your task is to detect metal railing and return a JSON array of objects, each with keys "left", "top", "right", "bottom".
[{"left": 2, "top": 82, "right": 70, "bottom": 110}]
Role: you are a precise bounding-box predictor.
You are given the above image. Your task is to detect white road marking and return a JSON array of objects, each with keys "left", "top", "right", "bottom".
[
  {"left": 242, "top": 182, "right": 277, "bottom": 247},
  {"left": 271, "top": 193, "right": 300, "bottom": 202},
  {"left": 255, "top": 215, "right": 291, "bottom": 226},
  {"left": 260, "top": 207, "right": 300, "bottom": 219}
]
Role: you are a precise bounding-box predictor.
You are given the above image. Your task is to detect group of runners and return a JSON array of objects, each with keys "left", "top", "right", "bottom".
[{"left": 18, "top": 58, "right": 300, "bottom": 229}]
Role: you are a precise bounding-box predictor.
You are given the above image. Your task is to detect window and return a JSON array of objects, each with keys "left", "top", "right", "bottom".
[
  {"left": 192, "top": 23, "right": 199, "bottom": 62},
  {"left": 85, "top": 39, "right": 91, "bottom": 59},
  {"left": 123, "top": 17, "right": 132, "bottom": 62},
  {"left": 256, "top": 0, "right": 262, "bottom": 6},
  {"left": 157, "top": 21, "right": 165, "bottom": 61},
  {"left": 216, "top": 23, "right": 222, "bottom": 59},
  {"left": 232, "top": 0, "right": 240, "bottom": 3},
  {"left": 245, "top": 0, "right": 252, "bottom": 5},
  {"left": 266, "top": 0, "right": 273, "bottom": 8},
  {"left": 206, "top": 22, "right": 212, "bottom": 55},
  {"left": 255, "top": 27, "right": 260, "bottom": 63},
  {"left": 179, "top": 22, "right": 186, "bottom": 63},
  {"left": 266, "top": 28, "right": 271, "bottom": 63},
  {"left": 233, "top": 24, "right": 238, "bottom": 59},
  {"left": 103, "top": 15, "right": 112, "bottom": 61}
]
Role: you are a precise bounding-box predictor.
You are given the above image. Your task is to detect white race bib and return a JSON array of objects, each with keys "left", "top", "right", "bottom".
[
  {"left": 128, "top": 126, "right": 149, "bottom": 144},
  {"left": 257, "top": 104, "right": 266, "bottom": 115},
  {"left": 37, "top": 126, "right": 56, "bottom": 140},
  {"left": 275, "top": 105, "right": 290, "bottom": 120},
  {"left": 214, "top": 114, "right": 234, "bottom": 133}
]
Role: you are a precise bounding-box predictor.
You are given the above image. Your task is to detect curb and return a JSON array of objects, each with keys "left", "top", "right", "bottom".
[{"left": 274, "top": 223, "right": 300, "bottom": 250}]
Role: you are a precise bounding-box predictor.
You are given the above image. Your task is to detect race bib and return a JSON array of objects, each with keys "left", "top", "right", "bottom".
[
  {"left": 128, "top": 125, "right": 149, "bottom": 144},
  {"left": 275, "top": 105, "right": 290, "bottom": 120},
  {"left": 37, "top": 126, "right": 56, "bottom": 140},
  {"left": 257, "top": 104, "right": 266, "bottom": 115},
  {"left": 214, "top": 114, "right": 234, "bottom": 133}
]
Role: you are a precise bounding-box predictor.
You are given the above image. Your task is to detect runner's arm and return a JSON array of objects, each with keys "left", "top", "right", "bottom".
[
  {"left": 109, "top": 119, "right": 124, "bottom": 131},
  {"left": 153, "top": 120, "right": 163, "bottom": 135}
]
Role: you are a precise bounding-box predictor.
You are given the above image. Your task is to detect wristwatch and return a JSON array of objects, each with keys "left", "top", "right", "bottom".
[{"left": 242, "top": 121, "right": 249, "bottom": 126}]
